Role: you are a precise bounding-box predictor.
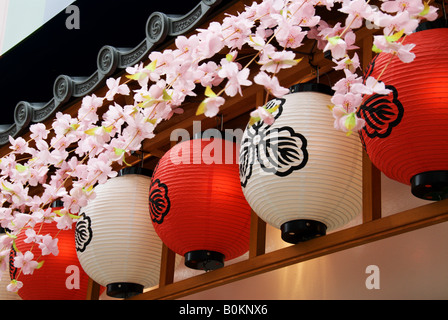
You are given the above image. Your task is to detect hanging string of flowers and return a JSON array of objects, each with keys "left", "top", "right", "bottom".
[{"left": 0, "top": 0, "right": 439, "bottom": 293}]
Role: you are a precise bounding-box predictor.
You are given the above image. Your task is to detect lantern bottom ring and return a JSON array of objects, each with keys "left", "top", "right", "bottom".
[
  {"left": 411, "top": 170, "right": 448, "bottom": 201},
  {"left": 280, "top": 219, "right": 327, "bottom": 244},
  {"left": 184, "top": 250, "right": 225, "bottom": 271},
  {"left": 106, "top": 282, "right": 144, "bottom": 299}
]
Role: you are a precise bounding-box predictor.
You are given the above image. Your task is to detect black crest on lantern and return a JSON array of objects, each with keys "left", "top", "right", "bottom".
[
  {"left": 75, "top": 213, "right": 93, "bottom": 253},
  {"left": 358, "top": 84, "right": 404, "bottom": 139},
  {"left": 149, "top": 179, "right": 171, "bottom": 224},
  {"left": 239, "top": 97, "right": 309, "bottom": 188},
  {"left": 358, "top": 55, "right": 404, "bottom": 140}
]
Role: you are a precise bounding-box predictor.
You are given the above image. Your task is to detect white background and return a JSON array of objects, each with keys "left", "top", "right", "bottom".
[{"left": 0, "top": 0, "right": 74, "bottom": 54}]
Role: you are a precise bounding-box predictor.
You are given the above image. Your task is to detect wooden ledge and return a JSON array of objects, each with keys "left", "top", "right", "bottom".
[{"left": 129, "top": 198, "right": 448, "bottom": 300}]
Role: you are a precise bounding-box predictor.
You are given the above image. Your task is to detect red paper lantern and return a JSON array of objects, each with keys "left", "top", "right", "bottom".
[
  {"left": 359, "top": 26, "right": 448, "bottom": 200},
  {"left": 9, "top": 207, "right": 94, "bottom": 300},
  {"left": 149, "top": 134, "right": 252, "bottom": 270}
]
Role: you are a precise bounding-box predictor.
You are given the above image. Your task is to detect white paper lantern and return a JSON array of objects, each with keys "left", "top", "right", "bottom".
[
  {"left": 239, "top": 84, "right": 363, "bottom": 244},
  {"left": 75, "top": 168, "right": 163, "bottom": 298},
  {"left": 0, "top": 230, "right": 21, "bottom": 300}
]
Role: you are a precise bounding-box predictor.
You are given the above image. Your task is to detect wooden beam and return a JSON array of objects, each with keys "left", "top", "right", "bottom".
[
  {"left": 85, "top": 278, "right": 101, "bottom": 300},
  {"left": 362, "top": 150, "right": 382, "bottom": 222},
  {"left": 360, "top": 34, "right": 382, "bottom": 222},
  {"left": 249, "top": 209, "right": 266, "bottom": 259},
  {"left": 129, "top": 198, "right": 448, "bottom": 300},
  {"left": 157, "top": 139, "right": 178, "bottom": 287},
  {"left": 248, "top": 90, "right": 267, "bottom": 259},
  {"left": 159, "top": 244, "right": 177, "bottom": 287}
]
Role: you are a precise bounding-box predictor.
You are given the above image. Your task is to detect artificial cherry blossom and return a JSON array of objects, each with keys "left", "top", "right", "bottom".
[
  {"left": 8, "top": 136, "right": 30, "bottom": 155},
  {"left": 13, "top": 251, "right": 39, "bottom": 275},
  {"left": 254, "top": 71, "right": 290, "bottom": 97},
  {"left": 250, "top": 106, "right": 275, "bottom": 126},
  {"left": 332, "top": 52, "right": 361, "bottom": 73},
  {"left": 105, "top": 78, "right": 130, "bottom": 101},
  {"left": 381, "top": 0, "right": 424, "bottom": 14},
  {"left": 373, "top": 35, "right": 417, "bottom": 62},
  {"left": 7, "top": 279, "right": 22, "bottom": 292},
  {"left": 201, "top": 96, "right": 226, "bottom": 118},
  {"left": 29, "top": 123, "right": 49, "bottom": 141},
  {"left": 218, "top": 61, "right": 252, "bottom": 97},
  {"left": 354, "top": 76, "right": 392, "bottom": 95},
  {"left": 38, "top": 234, "right": 59, "bottom": 256},
  {"left": 339, "top": 0, "right": 375, "bottom": 29}
]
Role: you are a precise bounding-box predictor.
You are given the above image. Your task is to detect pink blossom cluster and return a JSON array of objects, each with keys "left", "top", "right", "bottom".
[
  {"left": 319, "top": 0, "right": 437, "bottom": 134},
  {"left": 0, "top": 0, "right": 438, "bottom": 292}
]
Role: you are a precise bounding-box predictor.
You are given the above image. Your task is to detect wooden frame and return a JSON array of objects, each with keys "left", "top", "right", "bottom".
[
  {"left": 126, "top": 24, "right": 448, "bottom": 300},
  {"left": 130, "top": 199, "right": 448, "bottom": 300}
]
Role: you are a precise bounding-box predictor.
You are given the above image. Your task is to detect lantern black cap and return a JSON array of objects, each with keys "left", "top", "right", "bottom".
[
  {"left": 280, "top": 219, "right": 327, "bottom": 244},
  {"left": 192, "top": 129, "right": 239, "bottom": 143},
  {"left": 51, "top": 200, "right": 64, "bottom": 208},
  {"left": 118, "top": 166, "right": 153, "bottom": 177},
  {"left": 184, "top": 250, "right": 225, "bottom": 271},
  {"left": 415, "top": 17, "right": 447, "bottom": 32},
  {"left": 411, "top": 170, "right": 448, "bottom": 201},
  {"left": 106, "top": 282, "right": 144, "bottom": 299},
  {"left": 289, "top": 83, "right": 334, "bottom": 96}
]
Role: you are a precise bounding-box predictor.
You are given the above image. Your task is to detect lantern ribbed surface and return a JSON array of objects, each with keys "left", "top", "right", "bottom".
[
  {"left": 9, "top": 214, "right": 91, "bottom": 300},
  {"left": 76, "top": 173, "right": 163, "bottom": 297},
  {"left": 239, "top": 85, "right": 362, "bottom": 243},
  {"left": 149, "top": 138, "right": 251, "bottom": 269},
  {"left": 359, "top": 27, "right": 448, "bottom": 200}
]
